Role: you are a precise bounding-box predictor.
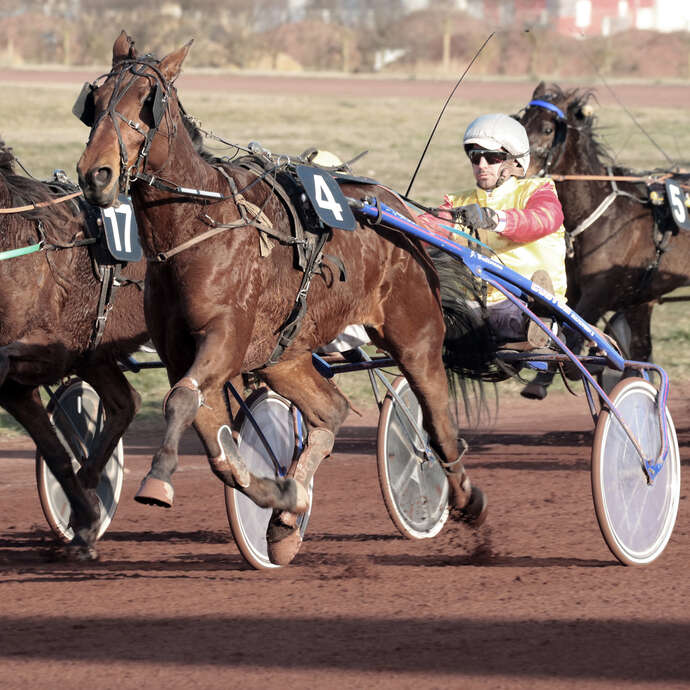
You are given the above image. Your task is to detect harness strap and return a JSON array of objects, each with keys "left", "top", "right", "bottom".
[
  {"left": 147, "top": 167, "right": 299, "bottom": 263},
  {"left": 234, "top": 157, "right": 310, "bottom": 270},
  {"left": 566, "top": 167, "right": 649, "bottom": 257},
  {"left": 265, "top": 230, "right": 330, "bottom": 367},
  {"left": 88, "top": 264, "right": 118, "bottom": 350},
  {"left": 638, "top": 207, "right": 674, "bottom": 295},
  {"left": 216, "top": 166, "right": 275, "bottom": 256}
]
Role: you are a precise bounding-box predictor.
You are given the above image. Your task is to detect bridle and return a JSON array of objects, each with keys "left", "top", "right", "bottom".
[
  {"left": 523, "top": 98, "right": 648, "bottom": 256},
  {"left": 74, "top": 57, "right": 174, "bottom": 194},
  {"left": 523, "top": 99, "right": 568, "bottom": 177}
]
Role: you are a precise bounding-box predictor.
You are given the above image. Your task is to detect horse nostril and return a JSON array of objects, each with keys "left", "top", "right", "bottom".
[{"left": 89, "top": 166, "right": 112, "bottom": 190}]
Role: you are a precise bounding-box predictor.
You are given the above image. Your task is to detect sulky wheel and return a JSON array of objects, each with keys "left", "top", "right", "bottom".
[
  {"left": 377, "top": 376, "right": 449, "bottom": 539},
  {"left": 36, "top": 378, "right": 125, "bottom": 543},
  {"left": 591, "top": 377, "right": 680, "bottom": 566},
  {"left": 224, "top": 388, "right": 313, "bottom": 570}
]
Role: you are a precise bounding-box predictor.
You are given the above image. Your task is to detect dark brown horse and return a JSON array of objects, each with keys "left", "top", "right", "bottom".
[
  {"left": 518, "top": 82, "right": 690, "bottom": 399},
  {"left": 0, "top": 139, "right": 148, "bottom": 557},
  {"left": 76, "top": 32, "right": 487, "bottom": 565}
]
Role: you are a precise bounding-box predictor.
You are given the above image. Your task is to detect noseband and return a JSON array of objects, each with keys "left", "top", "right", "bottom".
[
  {"left": 74, "top": 58, "right": 174, "bottom": 193},
  {"left": 526, "top": 99, "right": 568, "bottom": 177}
]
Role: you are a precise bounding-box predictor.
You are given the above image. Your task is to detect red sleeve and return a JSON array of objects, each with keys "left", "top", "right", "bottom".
[{"left": 500, "top": 183, "right": 564, "bottom": 242}]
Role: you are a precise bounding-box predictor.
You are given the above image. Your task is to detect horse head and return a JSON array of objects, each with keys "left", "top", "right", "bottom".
[
  {"left": 520, "top": 82, "right": 598, "bottom": 176},
  {"left": 76, "top": 31, "right": 192, "bottom": 207}
]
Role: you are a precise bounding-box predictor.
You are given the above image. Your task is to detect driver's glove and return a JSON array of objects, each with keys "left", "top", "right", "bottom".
[{"left": 452, "top": 204, "right": 501, "bottom": 232}]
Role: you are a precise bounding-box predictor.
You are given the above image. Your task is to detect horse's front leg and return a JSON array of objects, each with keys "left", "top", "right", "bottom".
[
  {"left": 135, "top": 330, "right": 308, "bottom": 514},
  {"left": 133, "top": 368, "right": 204, "bottom": 508}
]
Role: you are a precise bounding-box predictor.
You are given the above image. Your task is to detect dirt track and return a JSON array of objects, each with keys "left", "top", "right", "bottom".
[
  {"left": 0, "top": 390, "right": 688, "bottom": 689},
  {"left": 1, "top": 67, "right": 689, "bottom": 109},
  {"left": 0, "top": 67, "right": 688, "bottom": 687}
]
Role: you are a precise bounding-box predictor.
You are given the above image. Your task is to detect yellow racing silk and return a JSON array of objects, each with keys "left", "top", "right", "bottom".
[{"left": 448, "top": 176, "right": 567, "bottom": 305}]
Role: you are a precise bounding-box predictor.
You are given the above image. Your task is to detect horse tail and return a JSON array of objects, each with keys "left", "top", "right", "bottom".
[{"left": 429, "top": 247, "right": 504, "bottom": 428}]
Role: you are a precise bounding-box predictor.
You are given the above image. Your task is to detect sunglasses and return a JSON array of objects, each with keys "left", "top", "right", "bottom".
[{"left": 466, "top": 148, "right": 508, "bottom": 165}]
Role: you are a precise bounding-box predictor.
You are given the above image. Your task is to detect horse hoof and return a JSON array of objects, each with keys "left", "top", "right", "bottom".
[
  {"left": 267, "top": 518, "right": 303, "bottom": 567},
  {"left": 61, "top": 538, "right": 99, "bottom": 562},
  {"left": 451, "top": 486, "right": 488, "bottom": 528},
  {"left": 521, "top": 382, "right": 548, "bottom": 400},
  {"left": 134, "top": 476, "right": 174, "bottom": 507}
]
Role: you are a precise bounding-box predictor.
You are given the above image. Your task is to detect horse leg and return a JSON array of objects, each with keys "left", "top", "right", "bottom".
[
  {"left": 75, "top": 360, "right": 142, "bottom": 490},
  {"left": 623, "top": 302, "right": 654, "bottom": 361},
  {"left": 135, "top": 331, "right": 306, "bottom": 514},
  {"left": 521, "top": 371, "right": 556, "bottom": 400},
  {"left": 374, "top": 298, "right": 487, "bottom": 524},
  {"left": 0, "top": 382, "right": 100, "bottom": 559},
  {"left": 0, "top": 338, "right": 70, "bottom": 387},
  {"left": 258, "top": 354, "right": 349, "bottom": 565}
]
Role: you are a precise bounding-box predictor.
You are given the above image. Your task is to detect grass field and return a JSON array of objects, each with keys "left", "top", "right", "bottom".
[{"left": 0, "top": 74, "right": 689, "bottom": 434}]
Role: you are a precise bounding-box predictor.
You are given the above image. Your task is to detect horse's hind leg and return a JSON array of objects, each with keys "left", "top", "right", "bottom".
[
  {"left": 0, "top": 383, "right": 100, "bottom": 558},
  {"left": 259, "top": 354, "right": 349, "bottom": 564},
  {"left": 374, "top": 294, "right": 487, "bottom": 524}
]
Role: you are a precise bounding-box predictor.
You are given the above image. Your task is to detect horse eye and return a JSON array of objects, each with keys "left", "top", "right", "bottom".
[{"left": 543, "top": 125, "right": 553, "bottom": 135}]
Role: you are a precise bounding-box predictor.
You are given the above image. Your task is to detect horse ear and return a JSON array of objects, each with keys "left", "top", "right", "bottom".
[
  {"left": 532, "top": 81, "right": 546, "bottom": 98},
  {"left": 113, "top": 30, "right": 136, "bottom": 64},
  {"left": 159, "top": 40, "right": 193, "bottom": 84}
]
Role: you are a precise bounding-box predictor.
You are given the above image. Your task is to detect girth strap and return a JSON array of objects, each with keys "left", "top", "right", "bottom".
[
  {"left": 265, "top": 230, "right": 331, "bottom": 367},
  {"left": 88, "top": 264, "right": 118, "bottom": 350}
]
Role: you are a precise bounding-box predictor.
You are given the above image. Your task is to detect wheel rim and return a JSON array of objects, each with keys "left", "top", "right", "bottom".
[
  {"left": 380, "top": 379, "right": 449, "bottom": 538},
  {"left": 226, "top": 391, "right": 310, "bottom": 569},
  {"left": 37, "top": 380, "right": 124, "bottom": 542},
  {"left": 594, "top": 379, "right": 680, "bottom": 564}
]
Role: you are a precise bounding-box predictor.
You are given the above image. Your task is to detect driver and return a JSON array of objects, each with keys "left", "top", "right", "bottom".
[{"left": 420, "top": 113, "right": 567, "bottom": 349}]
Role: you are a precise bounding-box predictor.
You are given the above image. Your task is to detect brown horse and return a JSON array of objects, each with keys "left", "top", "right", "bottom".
[
  {"left": 76, "top": 32, "right": 487, "bottom": 565},
  {"left": 0, "top": 139, "right": 148, "bottom": 558},
  {"left": 518, "top": 82, "right": 690, "bottom": 399}
]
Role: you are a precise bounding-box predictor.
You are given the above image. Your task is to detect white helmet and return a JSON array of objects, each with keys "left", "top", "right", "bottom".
[{"left": 463, "top": 113, "right": 530, "bottom": 172}]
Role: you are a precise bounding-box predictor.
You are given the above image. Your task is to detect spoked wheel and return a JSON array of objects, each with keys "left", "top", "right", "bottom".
[
  {"left": 592, "top": 377, "right": 680, "bottom": 566},
  {"left": 377, "top": 376, "right": 449, "bottom": 539},
  {"left": 224, "top": 388, "right": 312, "bottom": 570},
  {"left": 36, "top": 378, "right": 125, "bottom": 543}
]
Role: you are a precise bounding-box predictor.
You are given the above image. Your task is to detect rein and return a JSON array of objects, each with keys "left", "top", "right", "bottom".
[
  {"left": 0, "top": 191, "right": 96, "bottom": 263},
  {"left": 0, "top": 189, "right": 82, "bottom": 215}
]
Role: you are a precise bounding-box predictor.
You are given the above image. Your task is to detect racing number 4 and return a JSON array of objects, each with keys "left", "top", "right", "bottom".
[{"left": 313, "top": 174, "right": 344, "bottom": 221}]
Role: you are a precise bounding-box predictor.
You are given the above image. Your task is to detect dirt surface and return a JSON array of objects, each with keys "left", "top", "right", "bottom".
[
  {"left": 1, "top": 67, "right": 689, "bottom": 108},
  {"left": 0, "top": 390, "right": 688, "bottom": 689},
  {"left": 0, "top": 67, "right": 688, "bottom": 687}
]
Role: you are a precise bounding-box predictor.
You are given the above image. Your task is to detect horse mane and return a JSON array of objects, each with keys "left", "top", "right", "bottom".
[
  {"left": 0, "top": 138, "right": 16, "bottom": 175},
  {"left": 538, "top": 83, "right": 662, "bottom": 180},
  {"left": 0, "top": 136, "right": 79, "bottom": 225}
]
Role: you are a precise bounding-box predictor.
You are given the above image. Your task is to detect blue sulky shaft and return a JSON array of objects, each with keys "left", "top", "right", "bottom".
[
  {"left": 350, "top": 196, "right": 671, "bottom": 476},
  {"left": 354, "top": 197, "right": 625, "bottom": 368}
]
